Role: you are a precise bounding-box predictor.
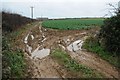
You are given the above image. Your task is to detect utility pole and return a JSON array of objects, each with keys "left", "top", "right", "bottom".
[{"left": 31, "top": 6, "right": 34, "bottom": 19}]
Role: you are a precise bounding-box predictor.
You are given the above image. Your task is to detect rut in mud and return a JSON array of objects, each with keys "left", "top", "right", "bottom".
[{"left": 16, "top": 22, "right": 119, "bottom": 78}]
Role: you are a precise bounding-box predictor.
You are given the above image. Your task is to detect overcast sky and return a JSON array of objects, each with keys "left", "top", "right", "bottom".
[{"left": 1, "top": 0, "right": 120, "bottom": 19}]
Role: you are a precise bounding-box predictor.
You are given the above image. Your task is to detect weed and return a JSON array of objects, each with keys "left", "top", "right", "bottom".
[
  {"left": 51, "top": 49, "right": 103, "bottom": 78},
  {"left": 2, "top": 29, "right": 27, "bottom": 78},
  {"left": 83, "top": 36, "right": 119, "bottom": 68}
]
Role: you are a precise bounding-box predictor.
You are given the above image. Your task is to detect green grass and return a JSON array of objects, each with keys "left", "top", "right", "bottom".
[
  {"left": 2, "top": 37, "right": 26, "bottom": 78},
  {"left": 10, "top": 21, "right": 39, "bottom": 37},
  {"left": 51, "top": 49, "right": 103, "bottom": 78},
  {"left": 2, "top": 50, "right": 26, "bottom": 78},
  {"left": 83, "top": 36, "right": 119, "bottom": 68},
  {"left": 42, "top": 18, "right": 104, "bottom": 30},
  {"left": 2, "top": 22, "right": 39, "bottom": 78}
]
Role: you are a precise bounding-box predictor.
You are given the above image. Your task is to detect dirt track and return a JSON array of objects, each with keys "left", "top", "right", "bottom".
[
  {"left": 15, "top": 22, "right": 119, "bottom": 78},
  {"left": 69, "top": 51, "right": 119, "bottom": 78}
]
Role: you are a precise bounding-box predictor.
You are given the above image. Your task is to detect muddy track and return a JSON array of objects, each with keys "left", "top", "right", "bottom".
[
  {"left": 16, "top": 22, "right": 119, "bottom": 78},
  {"left": 31, "top": 56, "right": 62, "bottom": 78},
  {"left": 68, "top": 50, "right": 119, "bottom": 78}
]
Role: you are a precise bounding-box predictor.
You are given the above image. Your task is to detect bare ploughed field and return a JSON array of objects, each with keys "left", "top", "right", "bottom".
[{"left": 14, "top": 22, "right": 119, "bottom": 78}]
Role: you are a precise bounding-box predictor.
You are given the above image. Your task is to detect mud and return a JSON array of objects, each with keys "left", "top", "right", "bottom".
[{"left": 14, "top": 22, "right": 119, "bottom": 78}]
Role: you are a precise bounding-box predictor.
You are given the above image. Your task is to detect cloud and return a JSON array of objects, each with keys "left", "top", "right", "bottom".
[
  {"left": 2, "top": 0, "right": 119, "bottom": 18},
  {"left": 2, "top": 0, "right": 120, "bottom": 2}
]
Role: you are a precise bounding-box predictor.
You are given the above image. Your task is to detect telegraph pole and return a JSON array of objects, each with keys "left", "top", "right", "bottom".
[{"left": 31, "top": 6, "right": 34, "bottom": 19}]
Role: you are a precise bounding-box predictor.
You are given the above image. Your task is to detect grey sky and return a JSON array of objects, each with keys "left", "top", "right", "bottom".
[{"left": 1, "top": 0, "right": 119, "bottom": 19}]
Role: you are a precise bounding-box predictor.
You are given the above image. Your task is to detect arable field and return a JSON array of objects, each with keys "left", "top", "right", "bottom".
[{"left": 42, "top": 18, "right": 104, "bottom": 30}]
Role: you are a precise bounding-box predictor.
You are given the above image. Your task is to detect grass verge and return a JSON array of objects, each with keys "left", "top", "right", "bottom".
[
  {"left": 83, "top": 36, "right": 119, "bottom": 68},
  {"left": 51, "top": 49, "right": 103, "bottom": 78},
  {"left": 9, "top": 21, "right": 39, "bottom": 37},
  {"left": 2, "top": 37, "right": 26, "bottom": 78},
  {"left": 2, "top": 22, "right": 39, "bottom": 78}
]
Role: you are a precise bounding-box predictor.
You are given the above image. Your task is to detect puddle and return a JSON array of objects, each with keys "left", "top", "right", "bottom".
[
  {"left": 79, "top": 55, "right": 86, "bottom": 60},
  {"left": 26, "top": 45, "right": 32, "bottom": 53},
  {"left": 63, "top": 37, "right": 70, "bottom": 44},
  {"left": 41, "top": 38, "right": 47, "bottom": 43},
  {"left": 44, "top": 28, "right": 47, "bottom": 31},
  {"left": 81, "top": 32, "right": 87, "bottom": 35},
  {"left": 58, "top": 44, "right": 66, "bottom": 50},
  {"left": 39, "top": 27, "right": 42, "bottom": 33},
  {"left": 67, "top": 40, "right": 84, "bottom": 52},
  {"left": 31, "top": 35, "right": 34, "bottom": 40},
  {"left": 82, "top": 36, "right": 89, "bottom": 40},
  {"left": 42, "top": 34, "right": 45, "bottom": 38},
  {"left": 24, "top": 33, "right": 30, "bottom": 44},
  {"left": 31, "top": 47, "right": 50, "bottom": 59}
]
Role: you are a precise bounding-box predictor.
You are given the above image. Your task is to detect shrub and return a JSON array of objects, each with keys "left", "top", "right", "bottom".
[
  {"left": 99, "top": 13, "right": 120, "bottom": 56},
  {"left": 2, "top": 11, "right": 35, "bottom": 33}
]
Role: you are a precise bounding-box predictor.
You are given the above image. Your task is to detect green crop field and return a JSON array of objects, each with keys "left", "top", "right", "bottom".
[{"left": 42, "top": 18, "right": 104, "bottom": 30}]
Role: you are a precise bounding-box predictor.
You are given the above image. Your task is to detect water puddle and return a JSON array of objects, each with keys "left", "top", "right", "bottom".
[
  {"left": 24, "top": 26, "right": 50, "bottom": 59},
  {"left": 44, "top": 28, "right": 47, "bottom": 31},
  {"left": 67, "top": 40, "right": 84, "bottom": 52},
  {"left": 24, "top": 33, "right": 34, "bottom": 44},
  {"left": 41, "top": 38, "right": 47, "bottom": 43},
  {"left": 31, "top": 35, "right": 34, "bottom": 40},
  {"left": 63, "top": 37, "right": 71, "bottom": 44},
  {"left": 81, "top": 32, "right": 87, "bottom": 35},
  {"left": 24, "top": 33, "right": 30, "bottom": 44},
  {"left": 31, "top": 46, "right": 50, "bottom": 59},
  {"left": 26, "top": 44, "right": 32, "bottom": 53},
  {"left": 58, "top": 44, "right": 66, "bottom": 50},
  {"left": 39, "top": 27, "right": 42, "bottom": 33}
]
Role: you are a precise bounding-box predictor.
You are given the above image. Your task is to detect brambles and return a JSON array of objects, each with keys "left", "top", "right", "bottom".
[
  {"left": 2, "top": 11, "right": 34, "bottom": 78},
  {"left": 99, "top": 11, "right": 120, "bottom": 56},
  {"left": 2, "top": 11, "right": 36, "bottom": 33},
  {"left": 42, "top": 18, "right": 104, "bottom": 30}
]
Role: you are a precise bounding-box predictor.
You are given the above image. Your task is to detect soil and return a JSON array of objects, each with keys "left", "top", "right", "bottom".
[{"left": 14, "top": 22, "right": 119, "bottom": 78}]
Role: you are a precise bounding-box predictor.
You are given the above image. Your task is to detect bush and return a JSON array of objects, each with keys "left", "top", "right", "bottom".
[
  {"left": 2, "top": 11, "right": 35, "bottom": 33},
  {"left": 99, "top": 12, "right": 120, "bottom": 56}
]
